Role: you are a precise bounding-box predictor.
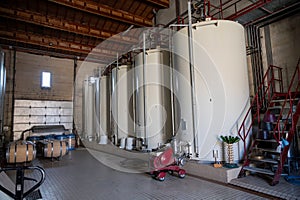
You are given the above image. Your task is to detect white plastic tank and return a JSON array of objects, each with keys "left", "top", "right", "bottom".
[
  {"left": 134, "top": 48, "right": 173, "bottom": 150},
  {"left": 83, "top": 77, "right": 97, "bottom": 141},
  {"left": 172, "top": 20, "right": 250, "bottom": 161},
  {"left": 111, "top": 65, "right": 134, "bottom": 145},
  {"left": 98, "top": 75, "right": 110, "bottom": 144}
]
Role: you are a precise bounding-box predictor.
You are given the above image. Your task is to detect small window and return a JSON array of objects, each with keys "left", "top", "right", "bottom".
[{"left": 41, "top": 72, "right": 51, "bottom": 88}]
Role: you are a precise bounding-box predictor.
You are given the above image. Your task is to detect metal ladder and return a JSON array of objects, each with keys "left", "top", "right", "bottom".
[{"left": 238, "top": 60, "right": 300, "bottom": 186}]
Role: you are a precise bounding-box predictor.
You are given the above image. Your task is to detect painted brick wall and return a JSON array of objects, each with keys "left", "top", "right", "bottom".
[{"left": 14, "top": 52, "right": 74, "bottom": 101}]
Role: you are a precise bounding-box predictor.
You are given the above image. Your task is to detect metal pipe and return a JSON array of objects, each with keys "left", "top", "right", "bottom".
[
  {"left": 169, "top": 29, "right": 176, "bottom": 137},
  {"left": 94, "top": 76, "right": 100, "bottom": 141},
  {"left": 175, "top": 0, "right": 180, "bottom": 20},
  {"left": 72, "top": 57, "right": 77, "bottom": 137},
  {"left": 0, "top": 50, "right": 5, "bottom": 143},
  {"left": 115, "top": 53, "right": 119, "bottom": 145},
  {"left": 245, "top": 2, "right": 300, "bottom": 27},
  {"left": 11, "top": 49, "right": 16, "bottom": 141},
  {"left": 109, "top": 65, "right": 113, "bottom": 142},
  {"left": 142, "top": 32, "right": 148, "bottom": 148},
  {"left": 169, "top": 24, "right": 188, "bottom": 28},
  {"left": 188, "top": 1, "right": 199, "bottom": 157}
]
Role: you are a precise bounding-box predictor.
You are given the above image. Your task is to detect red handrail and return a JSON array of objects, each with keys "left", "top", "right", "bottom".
[
  {"left": 238, "top": 65, "right": 283, "bottom": 159},
  {"left": 210, "top": 0, "right": 272, "bottom": 20},
  {"left": 272, "top": 59, "right": 300, "bottom": 143}
]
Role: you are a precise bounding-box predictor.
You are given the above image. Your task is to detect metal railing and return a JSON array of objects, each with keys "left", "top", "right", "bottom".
[
  {"left": 209, "top": 0, "right": 272, "bottom": 21},
  {"left": 238, "top": 65, "right": 283, "bottom": 159},
  {"left": 272, "top": 59, "right": 300, "bottom": 143}
]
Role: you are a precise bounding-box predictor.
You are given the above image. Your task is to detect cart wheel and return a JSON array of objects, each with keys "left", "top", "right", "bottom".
[
  {"left": 149, "top": 171, "right": 156, "bottom": 178},
  {"left": 178, "top": 170, "right": 186, "bottom": 178},
  {"left": 157, "top": 172, "right": 166, "bottom": 181}
]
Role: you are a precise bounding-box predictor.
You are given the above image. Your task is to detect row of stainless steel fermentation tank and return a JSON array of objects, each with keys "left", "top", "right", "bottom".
[{"left": 82, "top": 20, "right": 251, "bottom": 162}]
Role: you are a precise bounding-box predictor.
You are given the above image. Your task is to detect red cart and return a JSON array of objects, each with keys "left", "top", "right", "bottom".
[{"left": 149, "top": 146, "right": 187, "bottom": 181}]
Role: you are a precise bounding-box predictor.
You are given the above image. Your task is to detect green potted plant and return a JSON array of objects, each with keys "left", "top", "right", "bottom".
[{"left": 220, "top": 135, "right": 240, "bottom": 168}]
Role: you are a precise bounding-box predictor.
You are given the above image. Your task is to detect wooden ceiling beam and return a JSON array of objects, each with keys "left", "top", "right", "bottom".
[
  {"left": 0, "top": 29, "right": 122, "bottom": 59},
  {"left": 144, "top": 0, "right": 169, "bottom": 8},
  {"left": 0, "top": 7, "right": 138, "bottom": 44},
  {"left": 48, "top": 0, "right": 153, "bottom": 27}
]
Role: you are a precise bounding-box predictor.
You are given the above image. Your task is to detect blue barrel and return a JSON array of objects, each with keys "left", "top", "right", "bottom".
[
  {"left": 26, "top": 136, "right": 41, "bottom": 144},
  {"left": 54, "top": 134, "right": 67, "bottom": 141},
  {"left": 44, "top": 134, "right": 56, "bottom": 141},
  {"left": 66, "top": 134, "right": 76, "bottom": 150}
]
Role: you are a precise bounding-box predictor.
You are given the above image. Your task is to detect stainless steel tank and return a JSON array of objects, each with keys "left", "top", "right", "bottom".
[
  {"left": 83, "top": 77, "right": 97, "bottom": 141},
  {"left": 111, "top": 65, "right": 134, "bottom": 146},
  {"left": 98, "top": 75, "right": 110, "bottom": 144},
  {"left": 134, "top": 48, "right": 173, "bottom": 150},
  {"left": 172, "top": 20, "right": 250, "bottom": 161}
]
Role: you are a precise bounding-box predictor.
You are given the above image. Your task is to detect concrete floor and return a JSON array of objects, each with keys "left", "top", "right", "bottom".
[{"left": 1, "top": 148, "right": 286, "bottom": 200}]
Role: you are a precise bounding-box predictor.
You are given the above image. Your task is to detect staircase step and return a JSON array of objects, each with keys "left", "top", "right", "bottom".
[
  {"left": 254, "top": 147, "right": 281, "bottom": 153},
  {"left": 269, "top": 130, "right": 289, "bottom": 134},
  {"left": 249, "top": 157, "right": 279, "bottom": 164},
  {"left": 269, "top": 105, "right": 291, "bottom": 109},
  {"left": 274, "top": 114, "right": 292, "bottom": 119},
  {"left": 271, "top": 98, "right": 299, "bottom": 103},
  {"left": 272, "top": 119, "right": 291, "bottom": 122},
  {"left": 255, "top": 138, "right": 278, "bottom": 143},
  {"left": 272, "top": 121, "right": 291, "bottom": 124},
  {"left": 243, "top": 166, "right": 275, "bottom": 176}
]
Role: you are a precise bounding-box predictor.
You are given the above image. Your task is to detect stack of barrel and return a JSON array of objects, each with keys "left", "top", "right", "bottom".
[
  {"left": 6, "top": 140, "right": 36, "bottom": 164},
  {"left": 27, "top": 133, "right": 76, "bottom": 160},
  {"left": 6, "top": 133, "right": 76, "bottom": 164}
]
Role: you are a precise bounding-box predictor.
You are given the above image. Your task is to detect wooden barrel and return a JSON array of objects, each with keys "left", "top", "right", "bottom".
[
  {"left": 66, "top": 134, "right": 76, "bottom": 150},
  {"left": 44, "top": 134, "right": 56, "bottom": 140},
  {"left": 26, "top": 136, "right": 42, "bottom": 144},
  {"left": 43, "top": 140, "right": 68, "bottom": 158},
  {"left": 6, "top": 141, "right": 36, "bottom": 163},
  {"left": 54, "top": 135, "right": 67, "bottom": 141}
]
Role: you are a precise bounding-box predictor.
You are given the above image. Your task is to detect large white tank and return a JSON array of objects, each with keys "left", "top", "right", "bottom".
[
  {"left": 172, "top": 20, "right": 250, "bottom": 161},
  {"left": 83, "top": 77, "right": 97, "bottom": 141},
  {"left": 98, "top": 75, "right": 110, "bottom": 144},
  {"left": 111, "top": 65, "right": 134, "bottom": 145},
  {"left": 134, "top": 48, "right": 173, "bottom": 150}
]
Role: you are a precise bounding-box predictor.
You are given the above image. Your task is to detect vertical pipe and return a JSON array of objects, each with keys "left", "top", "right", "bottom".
[
  {"left": 109, "top": 65, "right": 113, "bottom": 142},
  {"left": 94, "top": 76, "right": 100, "bottom": 141},
  {"left": 0, "top": 50, "right": 5, "bottom": 145},
  {"left": 0, "top": 51, "right": 5, "bottom": 133},
  {"left": 169, "top": 29, "right": 176, "bottom": 137},
  {"left": 131, "top": 53, "right": 136, "bottom": 139},
  {"left": 11, "top": 49, "right": 16, "bottom": 141},
  {"left": 175, "top": 0, "right": 180, "bottom": 19},
  {"left": 256, "top": 26, "right": 266, "bottom": 107},
  {"left": 115, "top": 54, "right": 119, "bottom": 145},
  {"left": 72, "top": 57, "right": 77, "bottom": 137},
  {"left": 134, "top": 52, "right": 138, "bottom": 139},
  {"left": 188, "top": 1, "right": 199, "bottom": 156},
  {"left": 142, "top": 33, "right": 148, "bottom": 148}
]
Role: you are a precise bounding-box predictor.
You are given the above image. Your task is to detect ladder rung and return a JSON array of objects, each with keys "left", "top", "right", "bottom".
[
  {"left": 249, "top": 157, "right": 279, "bottom": 164},
  {"left": 243, "top": 166, "right": 275, "bottom": 176},
  {"left": 269, "top": 130, "right": 289, "bottom": 133},
  {"left": 253, "top": 147, "right": 280, "bottom": 153},
  {"left": 269, "top": 106, "right": 291, "bottom": 109},
  {"left": 271, "top": 98, "right": 299, "bottom": 103},
  {"left": 255, "top": 139, "right": 278, "bottom": 143}
]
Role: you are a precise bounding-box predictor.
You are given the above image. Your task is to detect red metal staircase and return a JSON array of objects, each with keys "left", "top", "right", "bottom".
[{"left": 238, "top": 60, "right": 300, "bottom": 186}]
